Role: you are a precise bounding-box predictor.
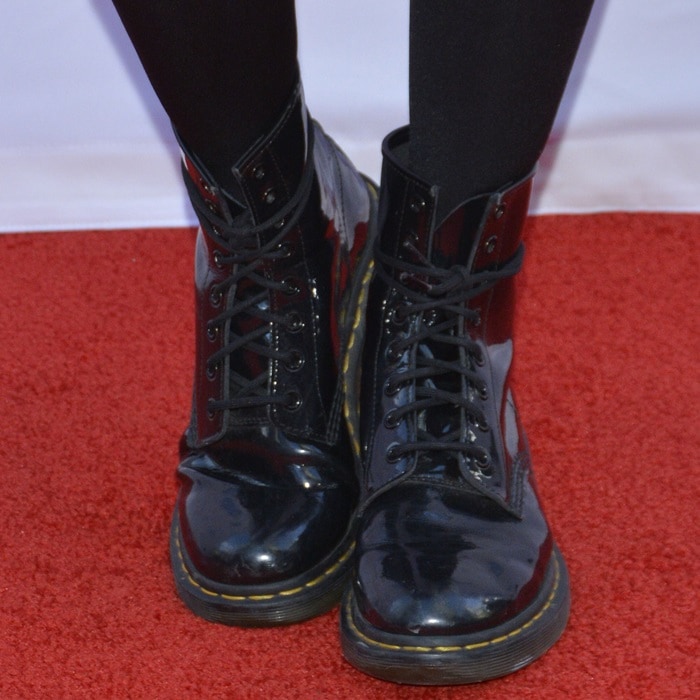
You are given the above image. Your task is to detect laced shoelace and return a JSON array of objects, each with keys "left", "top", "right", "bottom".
[
  {"left": 182, "top": 137, "right": 316, "bottom": 415},
  {"left": 375, "top": 238, "right": 524, "bottom": 467}
]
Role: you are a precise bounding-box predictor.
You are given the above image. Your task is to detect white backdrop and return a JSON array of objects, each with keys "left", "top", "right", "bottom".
[{"left": 1, "top": 0, "right": 698, "bottom": 233}]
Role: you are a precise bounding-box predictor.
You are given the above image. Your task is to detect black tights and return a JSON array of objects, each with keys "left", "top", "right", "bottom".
[
  {"left": 112, "top": 0, "right": 594, "bottom": 214},
  {"left": 111, "top": 0, "right": 298, "bottom": 191},
  {"left": 410, "top": 1, "right": 593, "bottom": 218}
]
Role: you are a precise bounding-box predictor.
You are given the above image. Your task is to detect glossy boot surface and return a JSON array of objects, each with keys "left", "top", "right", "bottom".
[
  {"left": 340, "top": 127, "right": 569, "bottom": 682},
  {"left": 170, "top": 85, "right": 378, "bottom": 626}
]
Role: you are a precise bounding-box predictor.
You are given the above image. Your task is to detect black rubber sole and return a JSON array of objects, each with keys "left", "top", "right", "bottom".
[
  {"left": 340, "top": 547, "right": 570, "bottom": 685},
  {"left": 169, "top": 179, "right": 379, "bottom": 627}
]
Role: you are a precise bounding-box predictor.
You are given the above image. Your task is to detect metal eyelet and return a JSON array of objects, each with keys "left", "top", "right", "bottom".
[
  {"left": 282, "top": 278, "right": 301, "bottom": 296},
  {"left": 284, "top": 389, "right": 303, "bottom": 412},
  {"left": 277, "top": 240, "right": 293, "bottom": 258},
  {"left": 484, "top": 235, "right": 498, "bottom": 254},
  {"left": 285, "top": 311, "right": 305, "bottom": 333},
  {"left": 284, "top": 350, "right": 305, "bottom": 373},
  {"left": 274, "top": 217, "right": 286, "bottom": 230},
  {"left": 404, "top": 230, "right": 419, "bottom": 247},
  {"left": 206, "top": 363, "right": 219, "bottom": 381},
  {"left": 385, "top": 341, "right": 402, "bottom": 364},
  {"left": 384, "top": 410, "right": 400, "bottom": 429},
  {"left": 199, "top": 178, "right": 213, "bottom": 195},
  {"left": 475, "top": 449, "right": 491, "bottom": 468},
  {"left": 252, "top": 165, "right": 266, "bottom": 181},
  {"left": 210, "top": 287, "right": 223, "bottom": 307},
  {"left": 206, "top": 201, "right": 219, "bottom": 215},
  {"left": 213, "top": 250, "right": 225, "bottom": 268},
  {"left": 206, "top": 401, "right": 217, "bottom": 420},
  {"left": 389, "top": 306, "right": 406, "bottom": 327},
  {"left": 206, "top": 325, "right": 219, "bottom": 342},
  {"left": 494, "top": 203, "right": 506, "bottom": 219},
  {"left": 383, "top": 377, "right": 400, "bottom": 397},
  {"left": 479, "top": 385, "right": 489, "bottom": 401},
  {"left": 409, "top": 195, "right": 426, "bottom": 213},
  {"left": 262, "top": 188, "right": 276, "bottom": 205},
  {"left": 385, "top": 443, "right": 401, "bottom": 463}
]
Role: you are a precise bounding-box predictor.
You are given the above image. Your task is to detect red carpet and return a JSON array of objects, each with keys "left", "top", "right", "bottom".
[{"left": 0, "top": 214, "right": 697, "bottom": 698}]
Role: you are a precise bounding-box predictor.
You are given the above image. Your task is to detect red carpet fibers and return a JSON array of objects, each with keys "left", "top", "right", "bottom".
[{"left": 0, "top": 214, "right": 697, "bottom": 698}]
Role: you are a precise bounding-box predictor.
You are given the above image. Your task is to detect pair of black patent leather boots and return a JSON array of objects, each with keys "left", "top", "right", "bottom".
[{"left": 170, "top": 86, "right": 569, "bottom": 684}]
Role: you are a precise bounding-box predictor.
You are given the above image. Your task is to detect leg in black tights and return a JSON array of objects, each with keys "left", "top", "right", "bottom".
[
  {"left": 409, "top": 0, "right": 594, "bottom": 221},
  {"left": 111, "top": 0, "right": 298, "bottom": 193},
  {"left": 113, "top": 0, "right": 592, "bottom": 215}
]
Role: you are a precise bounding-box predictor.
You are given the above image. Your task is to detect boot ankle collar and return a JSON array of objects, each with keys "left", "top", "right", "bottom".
[
  {"left": 379, "top": 126, "right": 534, "bottom": 273},
  {"left": 179, "top": 84, "right": 310, "bottom": 228}
]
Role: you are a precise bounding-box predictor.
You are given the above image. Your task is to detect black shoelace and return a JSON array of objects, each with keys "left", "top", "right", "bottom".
[
  {"left": 182, "top": 137, "right": 316, "bottom": 414},
  {"left": 375, "top": 239, "right": 524, "bottom": 468}
]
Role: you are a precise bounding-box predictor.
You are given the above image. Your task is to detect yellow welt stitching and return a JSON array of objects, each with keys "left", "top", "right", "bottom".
[
  {"left": 175, "top": 524, "right": 354, "bottom": 601},
  {"left": 278, "top": 586, "right": 305, "bottom": 597},
  {"left": 343, "top": 259, "right": 374, "bottom": 459},
  {"left": 346, "top": 556, "right": 561, "bottom": 654},
  {"left": 186, "top": 570, "right": 219, "bottom": 598}
]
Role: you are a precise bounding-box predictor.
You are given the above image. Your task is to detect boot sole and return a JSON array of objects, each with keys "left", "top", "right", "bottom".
[
  {"left": 340, "top": 545, "right": 570, "bottom": 684},
  {"left": 169, "top": 178, "right": 379, "bottom": 626}
]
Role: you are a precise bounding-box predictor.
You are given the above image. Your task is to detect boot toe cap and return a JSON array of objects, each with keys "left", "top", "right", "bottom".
[
  {"left": 176, "top": 451, "right": 356, "bottom": 586},
  {"left": 353, "top": 483, "right": 551, "bottom": 636}
]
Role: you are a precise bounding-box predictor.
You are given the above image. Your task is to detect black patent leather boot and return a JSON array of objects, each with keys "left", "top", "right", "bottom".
[
  {"left": 169, "top": 85, "right": 377, "bottom": 626},
  {"left": 340, "top": 127, "right": 570, "bottom": 683}
]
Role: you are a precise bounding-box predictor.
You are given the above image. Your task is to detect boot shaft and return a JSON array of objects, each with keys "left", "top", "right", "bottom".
[
  {"left": 182, "top": 86, "right": 373, "bottom": 448},
  {"left": 361, "top": 127, "right": 533, "bottom": 513}
]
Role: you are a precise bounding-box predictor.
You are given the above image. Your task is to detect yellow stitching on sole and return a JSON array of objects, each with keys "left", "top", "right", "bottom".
[
  {"left": 278, "top": 586, "right": 306, "bottom": 597},
  {"left": 345, "top": 556, "right": 561, "bottom": 654},
  {"left": 175, "top": 524, "right": 354, "bottom": 601}
]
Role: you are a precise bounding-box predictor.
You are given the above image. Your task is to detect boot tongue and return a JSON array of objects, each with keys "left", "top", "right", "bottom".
[{"left": 405, "top": 193, "right": 493, "bottom": 475}]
